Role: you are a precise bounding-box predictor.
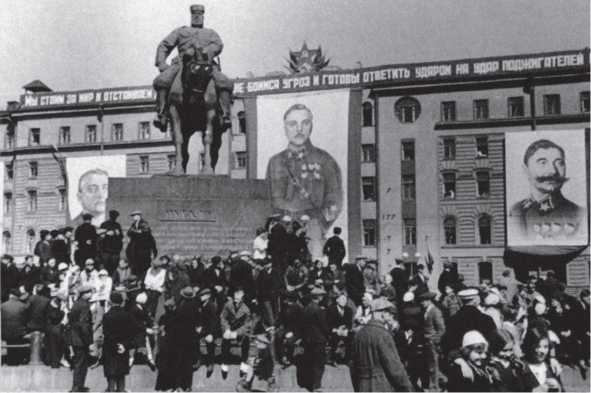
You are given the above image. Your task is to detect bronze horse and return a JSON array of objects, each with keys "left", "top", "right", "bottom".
[{"left": 168, "top": 50, "right": 225, "bottom": 174}]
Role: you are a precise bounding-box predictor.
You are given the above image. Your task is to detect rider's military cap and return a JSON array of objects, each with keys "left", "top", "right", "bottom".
[{"left": 190, "top": 4, "right": 205, "bottom": 13}]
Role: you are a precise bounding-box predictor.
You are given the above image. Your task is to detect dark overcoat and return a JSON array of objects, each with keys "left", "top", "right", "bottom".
[
  {"left": 350, "top": 320, "right": 413, "bottom": 392},
  {"left": 102, "top": 305, "right": 139, "bottom": 377}
]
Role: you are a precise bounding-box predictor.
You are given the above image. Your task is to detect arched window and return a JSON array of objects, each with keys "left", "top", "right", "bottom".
[
  {"left": 443, "top": 216, "right": 457, "bottom": 245},
  {"left": 2, "top": 230, "right": 11, "bottom": 253},
  {"left": 26, "top": 228, "right": 36, "bottom": 254},
  {"left": 237, "top": 111, "right": 246, "bottom": 134},
  {"left": 362, "top": 102, "right": 373, "bottom": 126},
  {"left": 478, "top": 214, "right": 492, "bottom": 245},
  {"left": 394, "top": 97, "right": 421, "bottom": 123}
]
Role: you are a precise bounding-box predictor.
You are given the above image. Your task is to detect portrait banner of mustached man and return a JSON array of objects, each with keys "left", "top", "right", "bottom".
[
  {"left": 67, "top": 155, "right": 126, "bottom": 227},
  {"left": 506, "top": 130, "right": 588, "bottom": 247}
]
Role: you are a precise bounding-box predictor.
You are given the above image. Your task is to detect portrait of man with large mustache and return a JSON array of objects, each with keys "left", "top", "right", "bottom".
[{"left": 508, "top": 138, "right": 586, "bottom": 244}]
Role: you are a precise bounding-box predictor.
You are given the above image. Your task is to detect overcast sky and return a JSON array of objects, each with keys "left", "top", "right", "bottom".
[{"left": 0, "top": 0, "right": 589, "bottom": 104}]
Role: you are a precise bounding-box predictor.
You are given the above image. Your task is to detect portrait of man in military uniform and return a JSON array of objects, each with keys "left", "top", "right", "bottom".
[
  {"left": 266, "top": 103, "right": 344, "bottom": 257},
  {"left": 507, "top": 137, "right": 588, "bottom": 245}
]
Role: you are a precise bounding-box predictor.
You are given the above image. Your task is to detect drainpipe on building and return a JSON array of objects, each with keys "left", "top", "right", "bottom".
[{"left": 523, "top": 76, "right": 536, "bottom": 131}]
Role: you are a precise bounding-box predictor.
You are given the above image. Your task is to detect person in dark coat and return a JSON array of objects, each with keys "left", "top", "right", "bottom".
[
  {"left": 169, "top": 287, "right": 199, "bottom": 391},
  {"left": 4, "top": 258, "right": 29, "bottom": 295},
  {"left": 1, "top": 289, "right": 29, "bottom": 342},
  {"left": 441, "top": 288, "right": 497, "bottom": 359},
  {"left": 229, "top": 252, "right": 255, "bottom": 303},
  {"left": 187, "top": 256, "right": 205, "bottom": 288},
  {"left": 344, "top": 256, "right": 367, "bottom": 307},
  {"left": 1, "top": 254, "right": 14, "bottom": 302},
  {"left": 34, "top": 229, "right": 53, "bottom": 265},
  {"left": 389, "top": 259, "right": 408, "bottom": 305},
  {"left": 102, "top": 292, "right": 140, "bottom": 392},
  {"left": 267, "top": 216, "right": 289, "bottom": 275},
  {"left": 74, "top": 214, "right": 98, "bottom": 268},
  {"left": 68, "top": 284, "right": 94, "bottom": 392},
  {"left": 323, "top": 227, "right": 346, "bottom": 269},
  {"left": 437, "top": 261, "right": 459, "bottom": 294},
  {"left": 255, "top": 259, "right": 283, "bottom": 328},
  {"left": 276, "top": 291, "right": 304, "bottom": 365},
  {"left": 408, "top": 264, "right": 429, "bottom": 295},
  {"left": 41, "top": 258, "right": 60, "bottom": 285},
  {"left": 350, "top": 297, "right": 413, "bottom": 392},
  {"left": 155, "top": 298, "right": 177, "bottom": 391},
  {"left": 51, "top": 230, "right": 70, "bottom": 264},
  {"left": 45, "top": 296, "right": 66, "bottom": 368},
  {"left": 196, "top": 288, "right": 220, "bottom": 378},
  {"left": 220, "top": 287, "right": 253, "bottom": 380},
  {"left": 125, "top": 211, "right": 158, "bottom": 277},
  {"left": 99, "top": 210, "right": 124, "bottom": 275},
  {"left": 26, "top": 284, "right": 50, "bottom": 332},
  {"left": 297, "top": 286, "right": 330, "bottom": 392},
  {"left": 418, "top": 290, "right": 446, "bottom": 391},
  {"left": 326, "top": 290, "right": 354, "bottom": 365}
]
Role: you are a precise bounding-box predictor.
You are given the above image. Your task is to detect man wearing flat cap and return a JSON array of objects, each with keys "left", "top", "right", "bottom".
[
  {"left": 99, "top": 210, "right": 123, "bottom": 275},
  {"left": 69, "top": 284, "right": 94, "bottom": 392},
  {"left": 350, "top": 297, "right": 412, "bottom": 392},
  {"left": 152, "top": 4, "right": 233, "bottom": 132},
  {"left": 298, "top": 286, "right": 330, "bottom": 391},
  {"left": 418, "top": 291, "right": 445, "bottom": 391},
  {"left": 126, "top": 211, "right": 158, "bottom": 277}
]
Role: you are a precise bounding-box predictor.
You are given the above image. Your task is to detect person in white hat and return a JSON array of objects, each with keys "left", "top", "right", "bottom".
[{"left": 447, "top": 330, "right": 498, "bottom": 391}]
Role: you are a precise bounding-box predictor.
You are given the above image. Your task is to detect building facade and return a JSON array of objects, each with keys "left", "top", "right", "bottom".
[{"left": 1, "top": 48, "right": 589, "bottom": 292}]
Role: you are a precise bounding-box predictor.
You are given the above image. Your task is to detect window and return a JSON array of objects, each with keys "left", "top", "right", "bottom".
[
  {"left": 2, "top": 231, "right": 11, "bottom": 253},
  {"left": 442, "top": 172, "right": 456, "bottom": 199},
  {"left": 476, "top": 171, "right": 490, "bottom": 198},
  {"left": 237, "top": 111, "right": 246, "bottom": 134},
  {"left": 29, "top": 128, "right": 41, "bottom": 146},
  {"left": 580, "top": 91, "right": 590, "bottom": 113},
  {"left": 478, "top": 214, "right": 492, "bottom": 245},
  {"left": 29, "top": 161, "right": 38, "bottom": 178},
  {"left": 5, "top": 163, "right": 13, "bottom": 180},
  {"left": 58, "top": 126, "right": 71, "bottom": 145},
  {"left": 235, "top": 151, "right": 247, "bottom": 169},
  {"left": 394, "top": 97, "right": 421, "bottom": 123},
  {"left": 27, "top": 190, "right": 38, "bottom": 212},
  {"left": 138, "top": 121, "right": 151, "bottom": 140},
  {"left": 26, "top": 229, "right": 35, "bottom": 254},
  {"left": 139, "top": 155, "right": 150, "bottom": 174},
  {"left": 443, "top": 138, "right": 456, "bottom": 160},
  {"left": 441, "top": 101, "right": 456, "bottom": 122},
  {"left": 361, "top": 144, "right": 376, "bottom": 163},
  {"left": 402, "top": 175, "right": 415, "bottom": 201},
  {"left": 363, "top": 219, "right": 376, "bottom": 246},
  {"left": 362, "top": 101, "right": 374, "bottom": 126},
  {"left": 167, "top": 155, "right": 176, "bottom": 171},
  {"left": 473, "top": 99, "right": 489, "bottom": 120},
  {"left": 478, "top": 262, "right": 493, "bottom": 284},
  {"left": 4, "top": 192, "right": 12, "bottom": 214},
  {"left": 475, "top": 136, "right": 488, "bottom": 158},
  {"left": 362, "top": 177, "right": 376, "bottom": 201},
  {"left": 508, "top": 96, "right": 524, "bottom": 117},
  {"left": 112, "top": 123, "right": 124, "bottom": 141},
  {"left": 443, "top": 216, "right": 456, "bottom": 245},
  {"left": 401, "top": 141, "right": 415, "bottom": 161},
  {"left": 403, "top": 219, "right": 416, "bottom": 245},
  {"left": 58, "top": 188, "right": 66, "bottom": 211},
  {"left": 543, "top": 94, "right": 561, "bottom": 115},
  {"left": 86, "top": 125, "right": 97, "bottom": 143},
  {"left": 5, "top": 130, "right": 14, "bottom": 149}
]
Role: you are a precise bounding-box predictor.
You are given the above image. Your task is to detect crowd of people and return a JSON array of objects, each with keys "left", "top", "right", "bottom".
[{"left": 1, "top": 209, "right": 590, "bottom": 393}]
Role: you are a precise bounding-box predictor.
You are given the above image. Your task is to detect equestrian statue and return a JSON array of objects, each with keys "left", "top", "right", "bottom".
[{"left": 152, "top": 4, "right": 233, "bottom": 174}]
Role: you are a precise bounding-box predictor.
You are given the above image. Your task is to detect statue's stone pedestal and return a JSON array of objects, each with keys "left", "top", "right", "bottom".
[{"left": 108, "top": 175, "right": 271, "bottom": 257}]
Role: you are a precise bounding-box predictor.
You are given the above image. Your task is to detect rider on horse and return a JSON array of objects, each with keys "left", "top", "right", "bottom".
[{"left": 152, "top": 4, "right": 233, "bottom": 133}]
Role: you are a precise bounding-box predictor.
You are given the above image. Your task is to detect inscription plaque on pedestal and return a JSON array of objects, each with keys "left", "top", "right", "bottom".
[{"left": 107, "top": 176, "right": 272, "bottom": 257}]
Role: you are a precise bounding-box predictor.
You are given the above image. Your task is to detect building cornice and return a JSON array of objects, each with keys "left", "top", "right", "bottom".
[
  {"left": 0, "top": 139, "right": 173, "bottom": 157},
  {"left": 434, "top": 113, "right": 589, "bottom": 130}
]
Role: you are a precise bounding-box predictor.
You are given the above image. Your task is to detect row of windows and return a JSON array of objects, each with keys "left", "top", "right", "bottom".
[
  {"left": 440, "top": 92, "right": 589, "bottom": 122},
  {"left": 442, "top": 170, "right": 491, "bottom": 199},
  {"left": 442, "top": 136, "right": 489, "bottom": 160},
  {"left": 362, "top": 214, "right": 494, "bottom": 248},
  {"left": 3, "top": 189, "right": 67, "bottom": 213},
  {"left": 6, "top": 122, "right": 155, "bottom": 149}
]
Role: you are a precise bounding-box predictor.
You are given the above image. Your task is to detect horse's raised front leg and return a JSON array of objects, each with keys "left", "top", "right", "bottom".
[{"left": 169, "top": 105, "right": 185, "bottom": 175}]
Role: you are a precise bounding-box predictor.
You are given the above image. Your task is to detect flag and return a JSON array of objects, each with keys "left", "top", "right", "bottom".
[{"left": 426, "top": 250, "right": 435, "bottom": 274}]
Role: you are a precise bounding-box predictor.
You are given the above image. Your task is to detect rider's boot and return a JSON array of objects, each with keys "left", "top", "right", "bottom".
[
  {"left": 218, "top": 89, "right": 232, "bottom": 130},
  {"left": 153, "top": 89, "right": 168, "bottom": 133}
]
